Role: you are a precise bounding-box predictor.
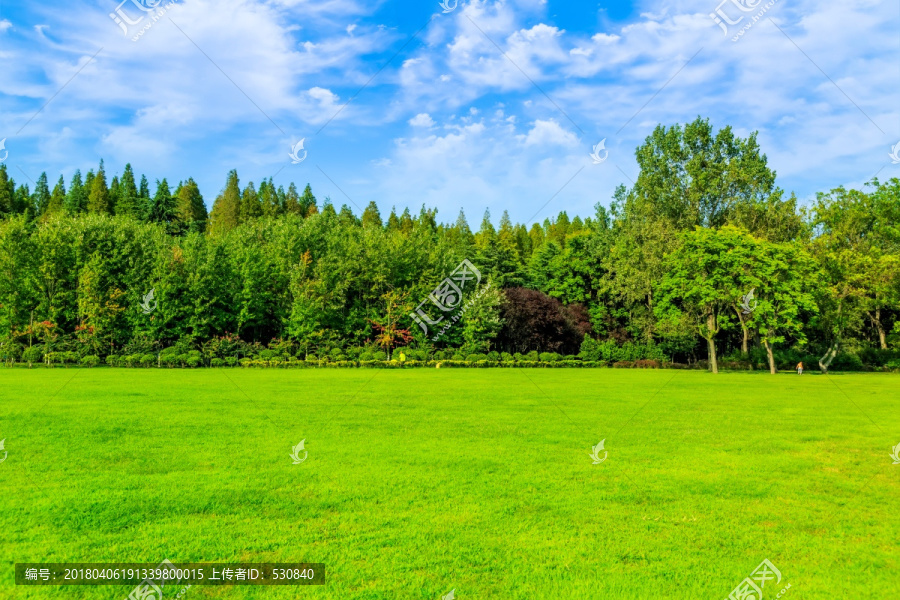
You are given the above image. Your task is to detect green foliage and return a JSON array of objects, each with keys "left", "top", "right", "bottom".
[
  {"left": 0, "top": 126, "right": 898, "bottom": 370},
  {"left": 80, "top": 355, "right": 100, "bottom": 367},
  {"left": 22, "top": 346, "right": 43, "bottom": 364}
]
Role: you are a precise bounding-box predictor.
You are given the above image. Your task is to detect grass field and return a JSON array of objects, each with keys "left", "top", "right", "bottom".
[{"left": 1, "top": 368, "right": 898, "bottom": 599}]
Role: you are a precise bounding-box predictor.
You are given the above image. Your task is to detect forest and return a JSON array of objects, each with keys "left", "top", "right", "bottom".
[{"left": 0, "top": 118, "right": 898, "bottom": 373}]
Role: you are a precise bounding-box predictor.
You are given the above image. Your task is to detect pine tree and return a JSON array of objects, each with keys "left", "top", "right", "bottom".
[
  {"left": 299, "top": 184, "right": 317, "bottom": 216},
  {"left": 259, "top": 178, "right": 281, "bottom": 217},
  {"left": 496, "top": 210, "right": 523, "bottom": 286},
  {"left": 84, "top": 170, "right": 95, "bottom": 203},
  {"left": 66, "top": 170, "right": 87, "bottom": 214},
  {"left": 239, "top": 182, "right": 262, "bottom": 221},
  {"left": 476, "top": 209, "right": 497, "bottom": 245},
  {"left": 208, "top": 170, "right": 242, "bottom": 235},
  {"left": 46, "top": 175, "right": 66, "bottom": 216},
  {"left": 528, "top": 223, "right": 545, "bottom": 253},
  {"left": 88, "top": 160, "right": 111, "bottom": 214},
  {"left": 548, "top": 211, "right": 570, "bottom": 247},
  {"left": 386, "top": 207, "right": 401, "bottom": 231},
  {"left": 515, "top": 223, "right": 533, "bottom": 260},
  {"left": 417, "top": 205, "right": 437, "bottom": 232},
  {"left": 399, "top": 208, "right": 414, "bottom": 234},
  {"left": 453, "top": 208, "right": 475, "bottom": 247},
  {"left": 148, "top": 179, "right": 176, "bottom": 225},
  {"left": 320, "top": 197, "right": 335, "bottom": 218},
  {"left": 115, "top": 163, "right": 142, "bottom": 219},
  {"left": 362, "top": 201, "right": 382, "bottom": 228},
  {"left": 475, "top": 208, "right": 498, "bottom": 273},
  {"left": 338, "top": 204, "right": 358, "bottom": 226},
  {"left": 284, "top": 183, "right": 302, "bottom": 215},
  {"left": 33, "top": 172, "right": 51, "bottom": 217},
  {"left": 175, "top": 178, "right": 207, "bottom": 232}
]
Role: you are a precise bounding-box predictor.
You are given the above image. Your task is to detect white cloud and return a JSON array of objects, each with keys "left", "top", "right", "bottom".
[
  {"left": 3, "top": 0, "right": 899, "bottom": 217},
  {"left": 409, "top": 113, "right": 436, "bottom": 127},
  {"left": 518, "top": 119, "right": 579, "bottom": 147}
]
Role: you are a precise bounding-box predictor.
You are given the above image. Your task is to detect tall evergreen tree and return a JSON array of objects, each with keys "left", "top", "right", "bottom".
[
  {"left": 455, "top": 209, "right": 474, "bottom": 242},
  {"left": 175, "top": 178, "right": 208, "bottom": 232},
  {"left": 386, "top": 207, "right": 401, "bottom": 231},
  {"left": 362, "top": 201, "right": 382, "bottom": 228},
  {"left": 116, "top": 163, "right": 142, "bottom": 219},
  {"left": 139, "top": 174, "right": 151, "bottom": 202},
  {"left": 284, "top": 183, "right": 302, "bottom": 215},
  {"left": 148, "top": 179, "right": 176, "bottom": 225},
  {"left": 299, "top": 184, "right": 317, "bottom": 217},
  {"left": 259, "top": 179, "right": 281, "bottom": 217},
  {"left": 108, "top": 175, "right": 121, "bottom": 214},
  {"left": 33, "top": 172, "right": 51, "bottom": 217},
  {"left": 87, "top": 160, "right": 111, "bottom": 214},
  {"left": 239, "top": 182, "right": 262, "bottom": 221},
  {"left": 208, "top": 170, "right": 242, "bottom": 235},
  {"left": 46, "top": 175, "right": 67, "bottom": 216},
  {"left": 66, "top": 170, "right": 87, "bottom": 214}
]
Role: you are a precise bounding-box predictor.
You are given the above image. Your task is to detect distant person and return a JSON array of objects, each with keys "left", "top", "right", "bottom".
[{"left": 796, "top": 361, "right": 803, "bottom": 375}]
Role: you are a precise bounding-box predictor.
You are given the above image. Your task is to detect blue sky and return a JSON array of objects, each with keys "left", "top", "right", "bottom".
[{"left": 0, "top": 0, "right": 898, "bottom": 225}]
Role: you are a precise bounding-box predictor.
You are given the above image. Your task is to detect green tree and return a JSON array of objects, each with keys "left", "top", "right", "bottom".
[
  {"left": 32, "top": 173, "right": 51, "bottom": 217},
  {"left": 362, "top": 201, "right": 382, "bottom": 228},
  {"left": 46, "top": 175, "right": 67, "bottom": 217},
  {"left": 0, "top": 165, "right": 13, "bottom": 215},
  {"left": 656, "top": 227, "right": 758, "bottom": 373},
  {"left": 148, "top": 179, "right": 177, "bottom": 227},
  {"left": 175, "top": 178, "right": 208, "bottom": 233},
  {"left": 65, "top": 170, "right": 87, "bottom": 214},
  {"left": 208, "top": 170, "right": 242, "bottom": 235},
  {"left": 115, "top": 163, "right": 143, "bottom": 219},
  {"left": 88, "top": 160, "right": 112, "bottom": 214}
]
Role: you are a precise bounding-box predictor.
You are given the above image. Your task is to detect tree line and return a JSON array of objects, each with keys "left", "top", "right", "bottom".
[{"left": 0, "top": 117, "right": 897, "bottom": 373}]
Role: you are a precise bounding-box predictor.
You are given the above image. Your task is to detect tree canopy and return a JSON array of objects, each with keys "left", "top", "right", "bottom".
[{"left": 0, "top": 117, "right": 897, "bottom": 371}]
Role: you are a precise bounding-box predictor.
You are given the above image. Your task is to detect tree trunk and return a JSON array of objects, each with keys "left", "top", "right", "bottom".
[
  {"left": 763, "top": 339, "right": 776, "bottom": 374},
  {"left": 868, "top": 310, "right": 887, "bottom": 350},
  {"left": 819, "top": 344, "right": 838, "bottom": 374},
  {"left": 733, "top": 307, "right": 749, "bottom": 354},
  {"left": 706, "top": 313, "right": 718, "bottom": 374}
]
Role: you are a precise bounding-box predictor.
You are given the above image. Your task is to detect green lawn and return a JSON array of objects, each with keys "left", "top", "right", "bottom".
[{"left": 1, "top": 368, "right": 898, "bottom": 599}]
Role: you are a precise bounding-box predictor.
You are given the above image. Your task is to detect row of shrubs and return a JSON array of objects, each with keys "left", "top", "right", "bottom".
[
  {"left": 12, "top": 356, "right": 900, "bottom": 370},
  {"left": 15, "top": 356, "right": 710, "bottom": 370},
  {"left": 11, "top": 344, "right": 900, "bottom": 371}
]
